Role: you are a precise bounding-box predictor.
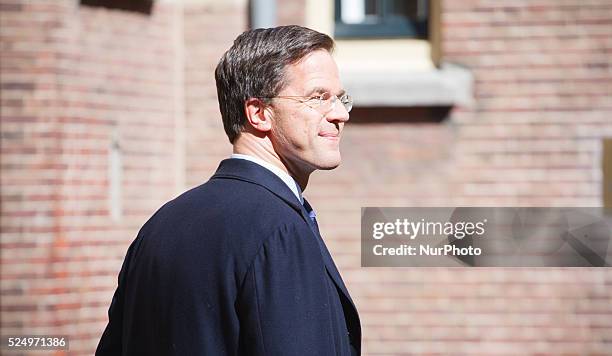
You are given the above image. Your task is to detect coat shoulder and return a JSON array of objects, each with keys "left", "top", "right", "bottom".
[{"left": 133, "top": 176, "right": 310, "bottom": 280}]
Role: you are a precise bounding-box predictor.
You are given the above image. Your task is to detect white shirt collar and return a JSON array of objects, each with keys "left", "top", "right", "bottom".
[{"left": 230, "top": 154, "right": 303, "bottom": 204}]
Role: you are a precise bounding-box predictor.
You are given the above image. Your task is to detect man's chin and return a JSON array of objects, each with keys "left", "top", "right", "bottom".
[
  {"left": 318, "top": 164, "right": 340, "bottom": 171},
  {"left": 315, "top": 154, "right": 342, "bottom": 170}
]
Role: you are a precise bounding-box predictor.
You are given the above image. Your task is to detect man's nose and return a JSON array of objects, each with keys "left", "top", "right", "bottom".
[{"left": 326, "top": 99, "right": 350, "bottom": 122}]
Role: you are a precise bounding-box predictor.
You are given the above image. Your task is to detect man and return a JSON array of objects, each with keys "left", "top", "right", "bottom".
[{"left": 97, "top": 25, "right": 361, "bottom": 355}]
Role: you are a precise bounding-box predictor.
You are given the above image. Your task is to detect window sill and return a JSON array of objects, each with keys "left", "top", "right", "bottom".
[{"left": 340, "top": 63, "right": 474, "bottom": 108}]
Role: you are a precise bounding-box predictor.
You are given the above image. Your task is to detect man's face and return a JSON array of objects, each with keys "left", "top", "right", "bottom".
[{"left": 268, "top": 49, "right": 350, "bottom": 175}]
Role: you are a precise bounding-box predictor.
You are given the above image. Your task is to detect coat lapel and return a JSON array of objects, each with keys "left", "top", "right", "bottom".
[{"left": 301, "top": 198, "right": 358, "bottom": 312}]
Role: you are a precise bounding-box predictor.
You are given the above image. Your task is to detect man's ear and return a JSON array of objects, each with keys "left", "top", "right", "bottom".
[{"left": 244, "top": 98, "right": 272, "bottom": 133}]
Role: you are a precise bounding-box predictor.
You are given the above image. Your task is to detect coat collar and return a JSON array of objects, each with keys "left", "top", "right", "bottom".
[{"left": 211, "top": 158, "right": 303, "bottom": 213}]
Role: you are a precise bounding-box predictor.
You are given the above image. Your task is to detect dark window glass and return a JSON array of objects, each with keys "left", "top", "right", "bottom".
[
  {"left": 335, "top": 0, "right": 429, "bottom": 38},
  {"left": 80, "top": 0, "right": 153, "bottom": 14}
]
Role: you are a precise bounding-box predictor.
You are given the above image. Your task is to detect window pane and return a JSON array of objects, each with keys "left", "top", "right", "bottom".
[
  {"left": 364, "top": 0, "right": 382, "bottom": 23},
  {"left": 341, "top": 0, "right": 427, "bottom": 25},
  {"left": 335, "top": 0, "right": 429, "bottom": 38},
  {"left": 389, "top": 0, "right": 427, "bottom": 21},
  {"left": 365, "top": 0, "right": 380, "bottom": 16},
  {"left": 341, "top": 0, "right": 365, "bottom": 24},
  {"left": 390, "top": 0, "right": 409, "bottom": 15}
]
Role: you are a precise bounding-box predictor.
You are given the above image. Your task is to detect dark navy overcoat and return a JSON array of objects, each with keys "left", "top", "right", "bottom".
[{"left": 96, "top": 159, "right": 361, "bottom": 355}]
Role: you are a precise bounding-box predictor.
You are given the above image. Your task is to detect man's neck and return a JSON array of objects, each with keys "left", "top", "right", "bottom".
[{"left": 233, "top": 135, "right": 310, "bottom": 191}]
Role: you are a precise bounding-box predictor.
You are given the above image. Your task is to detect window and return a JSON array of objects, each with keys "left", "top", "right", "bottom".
[{"left": 335, "top": 0, "right": 429, "bottom": 38}]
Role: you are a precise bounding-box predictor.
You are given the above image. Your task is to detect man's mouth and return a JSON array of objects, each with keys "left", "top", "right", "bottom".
[{"left": 318, "top": 131, "right": 339, "bottom": 139}]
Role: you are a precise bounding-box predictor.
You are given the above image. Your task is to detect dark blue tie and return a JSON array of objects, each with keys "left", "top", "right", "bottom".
[{"left": 303, "top": 199, "right": 319, "bottom": 231}]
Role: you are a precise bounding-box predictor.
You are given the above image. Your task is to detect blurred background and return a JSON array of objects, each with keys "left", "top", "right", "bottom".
[{"left": 1, "top": 0, "right": 611, "bottom": 354}]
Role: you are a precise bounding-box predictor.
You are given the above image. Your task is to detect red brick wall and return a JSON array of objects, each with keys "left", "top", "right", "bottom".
[
  {"left": 2, "top": 0, "right": 611, "bottom": 355},
  {"left": 183, "top": 1, "right": 246, "bottom": 186},
  {"left": 443, "top": 0, "right": 610, "bottom": 207},
  {"left": 1, "top": 0, "right": 179, "bottom": 353}
]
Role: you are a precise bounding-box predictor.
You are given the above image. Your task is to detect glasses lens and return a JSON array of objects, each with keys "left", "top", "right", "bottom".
[
  {"left": 341, "top": 94, "right": 353, "bottom": 112},
  {"left": 311, "top": 92, "right": 353, "bottom": 113},
  {"left": 317, "top": 92, "right": 333, "bottom": 113}
]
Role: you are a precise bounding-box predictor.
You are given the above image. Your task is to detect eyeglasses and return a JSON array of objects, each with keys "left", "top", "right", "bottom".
[{"left": 264, "top": 92, "right": 353, "bottom": 114}]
